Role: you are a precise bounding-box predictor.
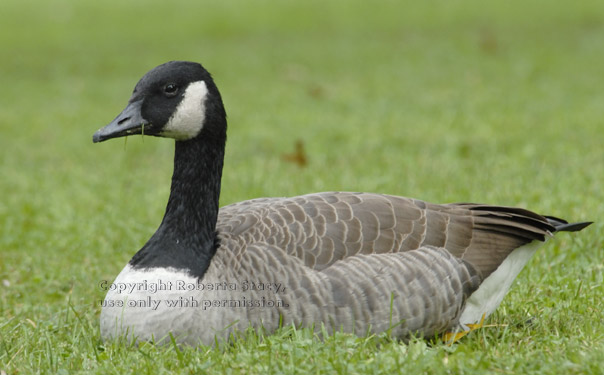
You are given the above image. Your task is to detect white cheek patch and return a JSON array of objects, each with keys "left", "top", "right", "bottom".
[{"left": 161, "top": 81, "right": 208, "bottom": 140}]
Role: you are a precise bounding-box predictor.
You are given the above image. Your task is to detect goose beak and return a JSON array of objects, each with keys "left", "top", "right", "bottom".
[{"left": 93, "top": 100, "right": 149, "bottom": 143}]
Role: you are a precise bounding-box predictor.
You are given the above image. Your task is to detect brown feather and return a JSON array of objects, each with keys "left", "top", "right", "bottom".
[{"left": 217, "top": 192, "right": 554, "bottom": 278}]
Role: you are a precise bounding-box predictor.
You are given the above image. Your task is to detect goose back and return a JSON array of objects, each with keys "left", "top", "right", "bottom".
[{"left": 217, "top": 191, "right": 554, "bottom": 278}]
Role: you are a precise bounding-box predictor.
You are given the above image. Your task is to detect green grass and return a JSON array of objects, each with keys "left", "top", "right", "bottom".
[{"left": 1, "top": 0, "right": 603, "bottom": 373}]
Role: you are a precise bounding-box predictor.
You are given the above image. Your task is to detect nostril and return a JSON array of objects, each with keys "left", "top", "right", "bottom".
[{"left": 117, "top": 117, "right": 130, "bottom": 126}]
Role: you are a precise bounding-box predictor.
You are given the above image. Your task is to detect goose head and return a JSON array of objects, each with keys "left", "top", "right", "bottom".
[
  {"left": 93, "top": 61, "right": 228, "bottom": 277},
  {"left": 93, "top": 61, "right": 226, "bottom": 143}
]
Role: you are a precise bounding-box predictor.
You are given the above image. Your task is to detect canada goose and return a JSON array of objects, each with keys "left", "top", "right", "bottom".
[{"left": 94, "top": 61, "right": 591, "bottom": 346}]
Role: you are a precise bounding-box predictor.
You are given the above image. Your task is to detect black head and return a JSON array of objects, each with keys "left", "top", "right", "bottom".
[{"left": 93, "top": 61, "right": 226, "bottom": 143}]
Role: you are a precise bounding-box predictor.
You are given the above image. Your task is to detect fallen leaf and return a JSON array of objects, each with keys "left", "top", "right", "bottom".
[{"left": 281, "top": 139, "right": 308, "bottom": 167}]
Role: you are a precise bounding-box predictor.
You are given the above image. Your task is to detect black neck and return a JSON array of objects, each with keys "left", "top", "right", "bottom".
[
  {"left": 162, "top": 137, "right": 224, "bottom": 243},
  {"left": 129, "top": 131, "right": 225, "bottom": 278}
]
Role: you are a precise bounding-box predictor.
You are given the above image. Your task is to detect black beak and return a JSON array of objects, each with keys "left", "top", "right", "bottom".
[{"left": 93, "top": 100, "right": 149, "bottom": 143}]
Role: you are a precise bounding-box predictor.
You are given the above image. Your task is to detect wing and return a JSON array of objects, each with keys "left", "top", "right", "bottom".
[{"left": 216, "top": 192, "right": 554, "bottom": 277}]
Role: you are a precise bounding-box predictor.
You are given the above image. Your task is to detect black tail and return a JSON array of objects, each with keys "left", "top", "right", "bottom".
[{"left": 545, "top": 216, "right": 593, "bottom": 232}]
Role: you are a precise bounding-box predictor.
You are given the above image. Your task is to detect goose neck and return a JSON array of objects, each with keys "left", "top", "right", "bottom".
[{"left": 161, "top": 136, "right": 224, "bottom": 247}]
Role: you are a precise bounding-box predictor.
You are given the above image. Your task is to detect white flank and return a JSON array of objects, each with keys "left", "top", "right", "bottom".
[
  {"left": 161, "top": 80, "right": 208, "bottom": 140},
  {"left": 458, "top": 240, "right": 545, "bottom": 326}
]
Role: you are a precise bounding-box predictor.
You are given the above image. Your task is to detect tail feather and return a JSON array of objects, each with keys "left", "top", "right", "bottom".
[{"left": 545, "top": 216, "right": 593, "bottom": 232}]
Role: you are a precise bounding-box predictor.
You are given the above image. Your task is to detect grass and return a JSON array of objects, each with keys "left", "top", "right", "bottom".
[{"left": 1, "top": 0, "right": 603, "bottom": 373}]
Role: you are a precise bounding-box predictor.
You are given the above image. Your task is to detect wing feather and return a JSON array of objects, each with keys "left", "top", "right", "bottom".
[{"left": 216, "top": 192, "right": 554, "bottom": 277}]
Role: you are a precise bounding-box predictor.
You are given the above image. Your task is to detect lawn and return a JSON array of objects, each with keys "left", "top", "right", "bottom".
[{"left": 1, "top": 0, "right": 603, "bottom": 373}]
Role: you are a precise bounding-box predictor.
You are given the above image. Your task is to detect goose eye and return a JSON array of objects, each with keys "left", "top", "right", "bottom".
[{"left": 163, "top": 83, "right": 179, "bottom": 97}]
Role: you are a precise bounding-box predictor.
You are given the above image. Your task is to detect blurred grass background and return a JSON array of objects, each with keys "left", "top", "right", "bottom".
[{"left": 1, "top": 0, "right": 603, "bottom": 373}]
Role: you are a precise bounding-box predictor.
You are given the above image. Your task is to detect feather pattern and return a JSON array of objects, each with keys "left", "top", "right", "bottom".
[
  {"left": 183, "top": 244, "right": 483, "bottom": 344},
  {"left": 217, "top": 192, "right": 554, "bottom": 278}
]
